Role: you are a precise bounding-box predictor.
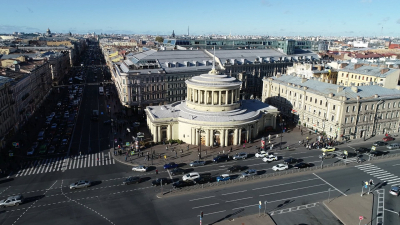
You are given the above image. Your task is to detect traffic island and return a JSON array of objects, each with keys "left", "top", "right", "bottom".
[{"left": 323, "top": 193, "right": 373, "bottom": 225}]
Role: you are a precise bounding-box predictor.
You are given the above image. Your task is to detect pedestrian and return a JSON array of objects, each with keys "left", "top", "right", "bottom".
[
  {"left": 198, "top": 148, "right": 200, "bottom": 153},
  {"left": 181, "top": 149, "right": 183, "bottom": 154},
  {"left": 205, "top": 150, "right": 207, "bottom": 155},
  {"left": 276, "top": 134, "right": 279, "bottom": 138},
  {"left": 97, "top": 157, "right": 99, "bottom": 162},
  {"left": 243, "top": 144, "right": 245, "bottom": 149},
  {"left": 187, "top": 145, "right": 189, "bottom": 151},
  {"left": 166, "top": 146, "right": 168, "bottom": 151},
  {"left": 230, "top": 147, "right": 232, "bottom": 152},
  {"left": 223, "top": 150, "right": 225, "bottom": 154},
  {"left": 268, "top": 134, "right": 271, "bottom": 140},
  {"left": 79, "top": 151, "right": 81, "bottom": 156},
  {"left": 156, "top": 169, "right": 158, "bottom": 175}
]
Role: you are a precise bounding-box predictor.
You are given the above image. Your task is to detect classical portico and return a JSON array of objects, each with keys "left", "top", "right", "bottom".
[{"left": 145, "top": 63, "right": 279, "bottom": 147}]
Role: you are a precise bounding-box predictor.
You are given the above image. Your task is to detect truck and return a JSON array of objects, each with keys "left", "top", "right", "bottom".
[{"left": 92, "top": 110, "right": 99, "bottom": 121}]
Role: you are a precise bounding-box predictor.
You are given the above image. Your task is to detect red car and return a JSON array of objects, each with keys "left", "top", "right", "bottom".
[{"left": 383, "top": 136, "right": 394, "bottom": 142}]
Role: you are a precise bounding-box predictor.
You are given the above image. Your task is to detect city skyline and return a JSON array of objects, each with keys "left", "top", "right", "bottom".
[{"left": 1, "top": 0, "right": 399, "bottom": 37}]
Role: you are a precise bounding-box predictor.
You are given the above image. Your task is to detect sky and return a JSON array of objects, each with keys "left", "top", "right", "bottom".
[{"left": 0, "top": 0, "right": 399, "bottom": 37}]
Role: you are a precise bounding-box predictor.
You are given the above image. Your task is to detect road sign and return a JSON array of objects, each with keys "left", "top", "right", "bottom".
[
  {"left": 359, "top": 216, "right": 364, "bottom": 220},
  {"left": 12, "top": 142, "right": 16, "bottom": 147},
  {"left": 259, "top": 205, "right": 261, "bottom": 209},
  {"left": 126, "top": 142, "right": 130, "bottom": 146},
  {"left": 259, "top": 201, "right": 262, "bottom": 205}
]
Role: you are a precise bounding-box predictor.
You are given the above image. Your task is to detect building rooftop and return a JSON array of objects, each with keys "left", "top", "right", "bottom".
[
  {"left": 339, "top": 63, "right": 399, "bottom": 78},
  {"left": 265, "top": 74, "right": 400, "bottom": 101},
  {"left": 0, "top": 75, "right": 13, "bottom": 86}
]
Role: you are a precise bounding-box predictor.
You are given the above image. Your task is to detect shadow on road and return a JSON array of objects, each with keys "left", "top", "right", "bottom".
[{"left": 209, "top": 208, "right": 245, "bottom": 225}]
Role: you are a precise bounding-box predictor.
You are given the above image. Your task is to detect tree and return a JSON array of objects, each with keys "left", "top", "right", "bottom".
[{"left": 155, "top": 36, "right": 164, "bottom": 43}]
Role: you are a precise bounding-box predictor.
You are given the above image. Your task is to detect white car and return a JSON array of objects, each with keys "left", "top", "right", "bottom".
[
  {"left": 233, "top": 152, "right": 248, "bottom": 160},
  {"left": 182, "top": 172, "right": 200, "bottom": 181},
  {"left": 262, "top": 154, "right": 278, "bottom": 162},
  {"left": 272, "top": 164, "right": 289, "bottom": 171},
  {"left": 240, "top": 169, "right": 257, "bottom": 178},
  {"left": 255, "top": 151, "right": 269, "bottom": 158},
  {"left": 132, "top": 166, "right": 148, "bottom": 172}
]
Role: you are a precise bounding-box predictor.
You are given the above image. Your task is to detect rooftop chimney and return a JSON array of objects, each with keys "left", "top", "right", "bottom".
[
  {"left": 351, "top": 86, "right": 358, "bottom": 93},
  {"left": 337, "top": 86, "right": 344, "bottom": 93},
  {"left": 340, "top": 63, "right": 348, "bottom": 68},
  {"left": 354, "top": 64, "right": 363, "bottom": 70},
  {"left": 381, "top": 68, "right": 389, "bottom": 74}
]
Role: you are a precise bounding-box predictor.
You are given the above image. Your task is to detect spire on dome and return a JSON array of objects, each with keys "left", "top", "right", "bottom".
[{"left": 208, "top": 47, "right": 219, "bottom": 75}]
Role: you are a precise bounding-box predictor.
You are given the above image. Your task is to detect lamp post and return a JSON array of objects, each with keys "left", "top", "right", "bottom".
[
  {"left": 279, "top": 117, "right": 285, "bottom": 150},
  {"left": 196, "top": 128, "right": 204, "bottom": 158}
]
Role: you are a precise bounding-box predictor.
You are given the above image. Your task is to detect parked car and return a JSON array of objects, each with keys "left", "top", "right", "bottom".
[
  {"left": 0, "top": 195, "right": 24, "bottom": 208},
  {"left": 123, "top": 177, "right": 142, "bottom": 185},
  {"left": 132, "top": 166, "right": 148, "bottom": 172},
  {"left": 171, "top": 167, "right": 186, "bottom": 175},
  {"left": 194, "top": 175, "right": 213, "bottom": 184},
  {"left": 213, "top": 154, "right": 230, "bottom": 163},
  {"left": 284, "top": 158, "right": 298, "bottom": 164},
  {"left": 321, "top": 146, "right": 336, "bottom": 152},
  {"left": 373, "top": 141, "right": 386, "bottom": 146},
  {"left": 216, "top": 174, "right": 231, "bottom": 182},
  {"left": 240, "top": 169, "right": 257, "bottom": 178},
  {"left": 182, "top": 172, "right": 200, "bottom": 181},
  {"left": 172, "top": 180, "right": 195, "bottom": 188},
  {"left": 272, "top": 164, "right": 289, "bottom": 171},
  {"left": 293, "top": 162, "right": 311, "bottom": 169},
  {"left": 383, "top": 136, "right": 394, "bottom": 142},
  {"left": 189, "top": 161, "right": 206, "bottom": 167},
  {"left": 262, "top": 154, "right": 278, "bottom": 162},
  {"left": 151, "top": 178, "right": 171, "bottom": 186},
  {"left": 70, "top": 180, "right": 91, "bottom": 189},
  {"left": 255, "top": 151, "right": 269, "bottom": 158},
  {"left": 163, "top": 162, "right": 178, "bottom": 169},
  {"left": 389, "top": 186, "right": 400, "bottom": 196},
  {"left": 227, "top": 165, "right": 242, "bottom": 173},
  {"left": 233, "top": 152, "right": 248, "bottom": 160}
]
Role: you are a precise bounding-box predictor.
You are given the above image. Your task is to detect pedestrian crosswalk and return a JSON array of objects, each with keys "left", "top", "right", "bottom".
[
  {"left": 355, "top": 164, "right": 400, "bottom": 186},
  {"left": 335, "top": 150, "right": 372, "bottom": 163},
  {"left": 15, "top": 152, "right": 115, "bottom": 177}
]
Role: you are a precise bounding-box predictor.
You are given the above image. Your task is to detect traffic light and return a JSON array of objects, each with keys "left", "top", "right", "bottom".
[{"left": 200, "top": 211, "right": 203, "bottom": 218}]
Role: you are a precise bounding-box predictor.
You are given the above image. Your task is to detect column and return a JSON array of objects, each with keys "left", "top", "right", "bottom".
[
  {"left": 225, "top": 90, "right": 228, "bottom": 105},
  {"left": 191, "top": 128, "right": 195, "bottom": 145},
  {"left": 246, "top": 127, "right": 250, "bottom": 142},
  {"left": 212, "top": 91, "right": 214, "bottom": 105},
  {"left": 167, "top": 125, "right": 171, "bottom": 140},
  {"left": 238, "top": 128, "right": 242, "bottom": 144},
  {"left": 210, "top": 129, "right": 213, "bottom": 146},
  {"left": 195, "top": 128, "right": 199, "bottom": 145},
  {"left": 153, "top": 126, "right": 158, "bottom": 142},
  {"left": 206, "top": 129, "right": 210, "bottom": 146},
  {"left": 231, "top": 90, "right": 234, "bottom": 104},
  {"left": 233, "top": 129, "right": 238, "bottom": 145},
  {"left": 224, "top": 130, "right": 228, "bottom": 146},
  {"left": 220, "top": 129, "right": 225, "bottom": 147},
  {"left": 219, "top": 91, "right": 222, "bottom": 105}
]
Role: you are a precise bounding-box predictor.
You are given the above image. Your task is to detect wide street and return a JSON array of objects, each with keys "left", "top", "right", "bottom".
[{"left": 1, "top": 41, "right": 400, "bottom": 225}]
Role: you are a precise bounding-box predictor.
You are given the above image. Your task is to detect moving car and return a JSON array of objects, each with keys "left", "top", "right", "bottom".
[
  {"left": 387, "top": 143, "right": 400, "bottom": 150},
  {"left": 163, "top": 162, "right": 178, "bottom": 169},
  {"left": 383, "top": 136, "right": 394, "bottom": 142},
  {"left": 171, "top": 167, "right": 185, "bottom": 175},
  {"left": 70, "top": 180, "right": 91, "bottom": 189},
  {"left": 389, "top": 186, "right": 400, "bottom": 196},
  {"left": 189, "top": 161, "right": 206, "bottom": 167},
  {"left": 262, "top": 154, "right": 278, "bottom": 162},
  {"left": 321, "top": 146, "right": 336, "bottom": 152},
  {"left": 240, "top": 169, "right": 257, "bottom": 178},
  {"left": 213, "top": 154, "right": 230, "bottom": 163},
  {"left": 51, "top": 123, "right": 57, "bottom": 129},
  {"left": 293, "top": 162, "right": 311, "bottom": 169},
  {"left": 233, "top": 152, "right": 248, "bottom": 160},
  {"left": 369, "top": 150, "right": 386, "bottom": 157},
  {"left": 27, "top": 147, "right": 35, "bottom": 156},
  {"left": 123, "top": 177, "right": 142, "bottom": 185},
  {"left": 172, "top": 180, "right": 195, "bottom": 188},
  {"left": 272, "top": 164, "right": 289, "bottom": 171},
  {"left": 255, "top": 151, "right": 269, "bottom": 158},
  {"left": 152, "top": 178, "right": 171, "bottom": 186},
  {"left": 216, "top": 174, "right": 231, "bottom": 182},
  {"left": 373, "top": 141, "right": 386, "bottom": 146},
  {"left": 319, "top": 153, "right": 335, "bottom": 159},
  {"left": 132, "top": 165, "right": 148, "bottom": 172},
  {"left": 182, "top": 172, "right": 200, "bottom": 181},
  {"left": 227, "top": 165, "right": 242, "bottom": 173},
  {"left": 284, "top": 158, "right": 298, "bottom": 164},
  {"left": 38, "top": 144, "right": 47, "bottom": 154},
  {"left": 48, "top": 145, "right": 56, "bottom": 154},
  {"left": 194, "top": 175, "right": 213, "bottom": 184},
  {"left": 0, "top": 195, "right": 24, "bottom": 208}
]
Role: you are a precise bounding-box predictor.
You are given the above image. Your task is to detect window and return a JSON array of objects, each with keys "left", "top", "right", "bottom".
[
  {"left": 315, "top": 99, "right": 317, "bottom": 104},
  {"left": 345, "top": 117, "right": 348, "bottom": 123},
  {"left": 351, "top": 75, "right": 354, "bottom": 78},
  {"left": 371, "top": 104, "right": 374, "bottom": 110},
  {"left": 346, "top": 106, "right": 349, "bottom": 112},
  {"left": 299, "top": 94, "right": 302, "bottom": 99},
  {"left": 320, "top": 100, "right": 322, "bottom": 105},
  {"left": 393, "top": 102, "right": 396, "bottom": 108},
  {"left": 365, "top": 105, "right": 368, "bottom": 110},
  {"left": 331, "top": 115, "right": 334, "bottom": 121},
  {"left": 306, "top": 96, "right": 308, "bottom": 101},
  {"left": 353, "top": 105, "right": 356, "bottom": 111},
  {"left": 388, "top": 103, "right": 391, "bottom": 109},
  {"left": 332, "top": 105, "right": 336, "bottom": 110},
  {"left": 310, "top": 97, "right": 312, "bottom": 102}
]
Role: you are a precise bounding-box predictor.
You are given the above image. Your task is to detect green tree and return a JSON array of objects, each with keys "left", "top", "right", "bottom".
[{"left": 155, "top": 36, "right": 164, "bottom": 43}]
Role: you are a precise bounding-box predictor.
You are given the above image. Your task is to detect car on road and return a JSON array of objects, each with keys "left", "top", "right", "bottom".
[
  {"left": 61, "top": 139, "right": 68, "bottom": 146},
  {"left": 49, "top": 112, "right": 56, "bottom": 118},
  {"left": 172, "top": 180, "right": 195, "bottom": 189},
  {"left": 262, "top": 154, "right": 278, "bottom": 162},
  {"left": 389, "top": 186, "right": 400, "bottom": 196},
  {"left": 283, "top": 158, "right": 298, "bottom": 164},
  {"left": 194, "top": 175, "right": 213, "bottom": 184},
  {"left": 48, "top": 145, "right": 56, "bottom": 154},
  {"left": 0, "top": 195, "right": 24, "bottom": 208},
  {"left": 189, "top": 161, "right": 206, "bottom": 167},
  {"left": 227, "top": 165, "right": 242, "bottom": 173},
  {"left": 170, "top": 167, "right": 185, "bottom": 175},
  {"left": 293, "top": 162, "right": 311, "bottom": 169},
  {"left": 369, "top": 150, "right": 387, "bottom": 157},
  {"left": 51, "top": 123, "right": 57, "bottom": 129},
  {"left": 163, "top": 162, "right": 178, "bottom": 169},
  {"left": 216, "top": 174, "right": 231, "bottom": 182},
  {"left": 123, "top": 177, "right": 142, "bottom": 185},
  {"left": 213, "top": 154, "right": 230, "bottom": 163},
  {"left": 240, "top": 169, "right": 257, "bottom": 178},
  {"left": 272, "top": 164, "right": 289, "bottom": 171},
  {"left": 387, "top": 143, "right": 400, "bottom": 150},
  {"left": 132, "top": 165, "right": 148, "bottom": 172},
  {"left": 233, "top": 152, "right": 248, "bottom": 160},
  {"left": 182, "top": 172, "right": 200, "bottom": 181},
  {"left": 319, "top": 153, "right": 335, "bottom": 159},
  {"left": 57, "top": 101, "right": 62, "bottom": 107},
  {"left": 383, "top": 136, "right": 394, "bottom": 142},
  {"left": 373, "top": 141, "right": 386, "bottom": 146},
  {"left": 355, "top": 147, "right": 369, "bottom": 154},
  {"left": 38, "top": 144, "right": 47, "bottom": 154},
  {"left": 70, "top": 180, "right": 91, "bottom": 189},
  {"left": 255, "top": 151, "right": 269, "bottom": 158},
  {"left": 321, "top": 146, "right": 336, "bottom": 152},
  {"left": 151, "top": 178, "right": 171, "bottom": 186},
  {"left": 45, "top": 118, "right": 52, "bottom": 125},
  {"left": 27, "top": 147, "right": 35, "bottom": 155}
]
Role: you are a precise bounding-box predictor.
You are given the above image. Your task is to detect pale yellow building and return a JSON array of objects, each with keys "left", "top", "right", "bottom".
[
  {"left": 46, "top": 41, "right": 73, "bottom": 46},
  {"left": 0, "top": 47, "right": 16, "bottom": 55},
  {"left": 337, "top": 64, "right": 400, "bottom": 89}
]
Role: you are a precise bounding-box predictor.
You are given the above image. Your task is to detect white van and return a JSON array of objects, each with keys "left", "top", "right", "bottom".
[
  {"left": 387, "top": 143, "right": 400, "bottom": 150},
  {"left": 37, "top": 131, "right": 45, "bottom": 141},
  {"left": 182, "top": 172, "right": 200, "bottom": 181}
]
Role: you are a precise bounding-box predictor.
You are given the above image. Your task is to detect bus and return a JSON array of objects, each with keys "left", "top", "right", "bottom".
[{"left": 99, "top": 86, "right": 104, "bottom": 95}]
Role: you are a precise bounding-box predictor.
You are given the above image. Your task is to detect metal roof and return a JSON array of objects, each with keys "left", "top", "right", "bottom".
[{"left": 340, "top": 63, "right": 399, "bottom": 78}]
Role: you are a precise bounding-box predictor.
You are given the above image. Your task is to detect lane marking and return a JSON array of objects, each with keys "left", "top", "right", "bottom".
[
  {"left": 192, "top": 203, "right": 219, "bottom": 209},
  {"left": 232, "top": 204, "right": 258, "bottom": 211},
  {"left": 167, "top": 169, "right": 173, "bottom": 180},
  {"left": 221, "top": 190, "right": 247, "bottom": 196},
  {"left": 259, "top": 183, "right": 326, "bottom": 197},
  {"left": 266, "top": 190, "right": 330, "bottom": 204},
  {"left": 189, "top": 196, "right": 215, "bottom": 201},
  {"left": 225, "top": 196, "right": 253, "bottom": 203},
  {"left": 313, "top": 173, "right": 347, "bottom": 196},
  {"left": 197, "top": 210, "right": 226, "bottom": 216},
  {"left": 252, "top": 178, "right": 319, "bottom": 190}
]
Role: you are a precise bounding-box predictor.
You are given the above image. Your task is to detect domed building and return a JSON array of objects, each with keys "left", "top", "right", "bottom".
[{"left": 145, "top": 61, "right": 279, "bottom": 147}]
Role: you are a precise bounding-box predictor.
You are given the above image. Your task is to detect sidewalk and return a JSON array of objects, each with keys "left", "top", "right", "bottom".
[{"left": 323, "top": 193, "right": 373, "bottom": 225}]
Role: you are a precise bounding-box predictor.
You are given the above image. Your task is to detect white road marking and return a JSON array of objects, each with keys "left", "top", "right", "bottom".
[
  {"left": 197, "top": 210, "right": 226, "bottom": 216},
  {"left": 252, "top": 178, "right": 320, "bottom": 190},
  {"left": 192, "top": 203, "right": 219, "bottom": 209},
  {"left": 231, "top": 204, "right": 258, "bottom": 211},
  {"left": 313, "top": 173, "right": 347, "bottom": 196},
  {"left": 167, "top": 169, "right": 173, "bottom": 180},
  {"left": 259, "top": 183, "right": 326, "bottom": 197},
  {"left": 267, "top": 190, "right": 331, "bottom": 204},
  {"left": 225, "top": 196, "right": 253, "bottom": 203},
  {"left": 221, "top": 190, "right": 247, "bottom": 196},
  {"left": 189, "top": 196, "right": 215, "bottom": 201}
]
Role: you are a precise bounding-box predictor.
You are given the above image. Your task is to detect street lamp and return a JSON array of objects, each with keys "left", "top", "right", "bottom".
[
  {"left": 196, "top": 128, "right": 204, "bottom": 158},
  {"left": 279, "top": 116, "right": 285, "bottom": 150}
]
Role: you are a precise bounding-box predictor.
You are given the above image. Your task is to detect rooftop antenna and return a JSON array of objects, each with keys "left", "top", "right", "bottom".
[
  {"left": 212, "top": 47, "right": 216, "bottom": 69},
  {"left": 208, "top": 47, "right": 218, "bottom": 75}
]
